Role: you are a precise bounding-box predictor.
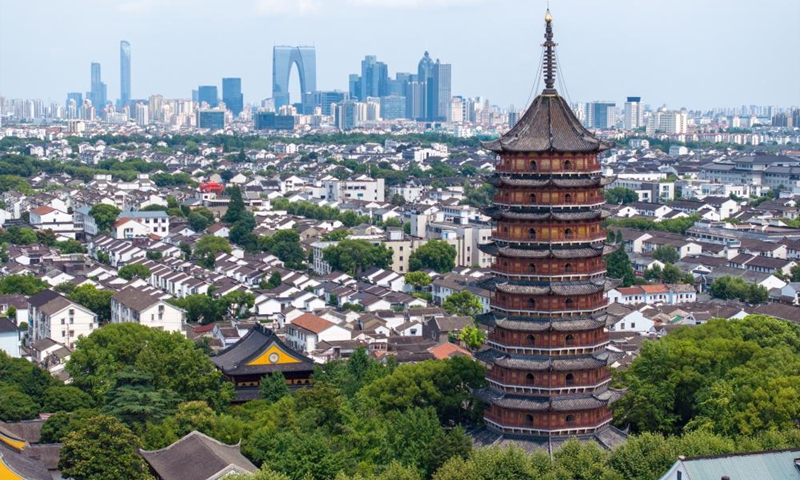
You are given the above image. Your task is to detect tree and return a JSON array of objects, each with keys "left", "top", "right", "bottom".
[
  {"left": 169, "top": 294, "right": 221, "bottom": 324},
  {"left": 89, "top": 204, "right": 121, "bottom": 233},
  {"left": 652, "top": 245, "right": 680, "bottom": 264},
  {"left": 42, "top": 386, "right": 94, "bottom": 413},
  {"left": 194, "top": 235, "right": 232, "bottom": 267},
  {"left": 56, "top": 238, "right": 87, "bottom": 254},
  {"left": 260, "top": 230, "right": 306, "bottom": 270},
  {"left": 390, "top": 194, "right": 406, "bottom": 206},
  {"left": 58, "top": 415, "right": 154, "bottom": 480},
  {"left": 188, "top": 211, "right": 212, "bottom": 232},
  {"left": 605, "top": 248, "right": 636, "bottom": 287},
  {"left": 404, "top": 271, "right": 432, "bottom": 290},
  {"left": 709, "top": 276, "right": 769, "bottom": 304},
  {"left": 408, "top": 240, "right": 456, "bottom": 273},
  {"left": 118, "top": 263, "right": 151, "bottom": 281},
  {"left": 323, "top": 239, "right": 393, "bottom": 276},
  {"left": 0, "top": 386, "right": 39, "bottom": 421},
  {"left": 260, "top": 271, "right": 282, "bottom": 290},
  {"left": 443, "top": 291, "right": 484, "bottom": 318},
  {"left": 223, "top": 186, "right": 247, "bottom": 224},
  {"left": 459, "top": 325, "right": 485, "bottom": 350},
  {"left": 260, "top": 372, "right": 290, "bottom": 403},
  {"left": 0, "top": 274, "right": 48, "bottom": 295},
  {"left": 604, "top": 187, "right": 638, "bottom": 205},
  {"left": 70, "top": 284, "right": 114, "bottom": 323},
  {"left": 39, "top": 408, "right": 102, "bottom": 444},
  {"left": 322, "top": 229, "right": 352, "bottom": 241},
  {"left": 102, "top": 369, "right": 180, "bottom": 427},
  {"left": 36, "top": 229, "right": 58, "bottom": 246}
]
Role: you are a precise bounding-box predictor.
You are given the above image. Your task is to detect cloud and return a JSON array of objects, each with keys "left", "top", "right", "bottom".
[
  {"left": 118, "top": 0, "right": 157, "bottom": 15},
  {"left": 254, "top": 0, "right": 322, "bottom": 17},
  {"left": 346, "top": 0, "right": 487, "bottom": 8}
]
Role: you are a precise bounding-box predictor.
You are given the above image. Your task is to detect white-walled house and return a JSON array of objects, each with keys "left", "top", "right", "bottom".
[
  {"left": 110, "top": 285, "right": 184, "bottom": 333},
  {"left": 285, "top": 313, "right": 352, "bottom": 356},
  {"left": 30, "top": 206, "right": 75, "bottom": 237},
  {"left": 607, "top": 309, "right": 655, "bottom": 334},
  {"left": 28, "top": 289, "right": 98, "bottom": 349},
  {"left": 0, "top": 317, "right": 21, "bottom": 358},
  {"left": 607, "top": 284, "right": 696, "bottom": 305}
]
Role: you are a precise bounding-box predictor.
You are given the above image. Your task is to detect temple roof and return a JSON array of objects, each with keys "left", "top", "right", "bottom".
[
  {"left": 487, "top": 175, "right": 615, "bottom": 188},
  {"left": 475, "top": 386, "right": 625, "bottom": 412},
  {"left": 477, "top": 349, "right": 620, "bottom": 371},
  {"left": 493, "top": 280, "right": 607, "bottom": 296},
  {"left": 476, "top": 312, "right": 609, "bottom": 332},
  {"left": 482, "top": 94, "right": 614, "bottom": 154},
  {"left": 479, "top": 243, "right": 611, "bottom": 259},
  {"left": 140, "top": 431, "right": 257, "bottom": 480},
  {"left": 211, "top": 323, "right": 314, "bottom": 376},
  {"left": 484, "top": 207, "right": 608, "bottom": 222}
]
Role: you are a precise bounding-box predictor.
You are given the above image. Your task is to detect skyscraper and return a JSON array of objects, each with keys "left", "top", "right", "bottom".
[
  {"left": 475, "top": 9, "right": 625, "bottom": 448},
  {"left": 360, "top": 55, "right": 389, "bottom": 100},
  {"left": 198, "top": 86, "right": 218, "bottom": 108},
  {"left": 586, "top": 102, "right": 616, "bottom": 129},
  {"left": 417, "top": 52, "right": 435, "bottom": 120},
  {"left": 222, "top": 78, "right": 244, "bottom": 116},
  {"left": 272, "top": 46, "right": 316, "bottom": 113},
  {"left": 89, "top": 63, "right": 107, "bottom": 112},
  {"left": 624, "top": 97, "right": 642, "bottom": 130},
  {"left": 432, "top": 60, "right": 452, "bottom": 122},
  {"left": 120, "top": 41, "right": 131, "bottom": 110}
]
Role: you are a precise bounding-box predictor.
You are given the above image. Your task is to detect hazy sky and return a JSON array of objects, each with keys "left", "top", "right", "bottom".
[{"left": 1, "top": 0, "right": 798, "bottom": 110}]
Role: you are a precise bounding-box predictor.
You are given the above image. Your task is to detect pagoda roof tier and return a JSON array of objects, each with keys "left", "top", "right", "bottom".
[
  {"left": 475, "top": 387, "right": 625, "bottom": 412},
  {"left": 494, "top": 280, "right": 606, "bottom": 296},
  {"left": 479, "top": 243, "right": 614, "bottom": 259},
  {"left": 485, "top": 207, "right": 610, "bottom": 222},
  {"left": 477, "top": 349, "right": 621, "bottom": 372},
  {"left": 476, "top": 312, "right": 609, "bottom": 332},
  {"left": 487, "top": 175, "right": 615, "bottom": 188}
]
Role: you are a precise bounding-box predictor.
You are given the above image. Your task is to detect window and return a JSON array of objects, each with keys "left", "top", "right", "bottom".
[
  {"left": 530, "top": 160, "right": 537, "bottom": 171},
  {"left": 528, "top": 228, "right": 536, "bottom": 239},
  {"left": 525, "top": 373, "right": 535, "bottom": 384},
  {"left": 529, "top": 193, "right": 537, "bottom": 203},
  {"left": 565, "top": 414, "right": 575, "bottom": 423},
  {"left": 565, "top": 298, "right": 574, "bottom": 308},
  {"left": 528, "top": 298, "right": 536, "bottom": 308},
  {"left": 526, "top": 334, "right": 536, "bottom": 345},
  {"left": 565, "top": 334, "right": 575, "bottom": 345},
  {"left": 564, "top": 193, "right": 573, "bottom": 203},
  {"left": 565, "top": 373, "right": 574, "bottom": 386},
  {"left": 564, "top": 160, "right": 573, "bottom": 171},
  {"left": 564, "top": 228, "right": 574, "bottom": 240},
  {"left": 564, "top": 263, "right": 573, "bottom": 273},
  {"left": 525, "top": 414, "right": 534, "bottom": 426},
  {"left": 528, "top": 263, "right": 536, "bottom": 273}
]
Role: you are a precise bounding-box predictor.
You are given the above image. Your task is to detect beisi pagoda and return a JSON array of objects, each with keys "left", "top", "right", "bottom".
[{"left": 473, "top": 9, "right": 627, "bottom": 449}]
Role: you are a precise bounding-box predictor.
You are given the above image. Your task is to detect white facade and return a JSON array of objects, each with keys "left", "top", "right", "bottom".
[
  {"left": 29, "top": 292, "right": 98, "bottom": 349},
  {"left": 29, "top": 206, "right": 74, "bottom": 234},
  {"left": 110, "top": 286, "right": 184, "bottom": 333},
  {"left": 318, "top": 176, "right": 385, "bottom": 203}
]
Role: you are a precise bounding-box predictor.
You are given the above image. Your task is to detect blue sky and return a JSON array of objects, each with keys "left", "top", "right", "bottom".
[{"left": 0, "top": 0, "right": 798, "bottom": 110}]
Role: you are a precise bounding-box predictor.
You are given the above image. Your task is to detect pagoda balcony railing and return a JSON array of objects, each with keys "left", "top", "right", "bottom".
[
  {"left": 485, "top": 377, "right": 612, "bottom": 396},
  {"left": 490, "top": 305, "right": 607, "bottom": 317},
  {"left": 486, "top": 340, "right": 610, "bottom": 356},
  {"left": 489, "top": 271, "right": 607, "bottom": 283},
  {"left": 495, "top": 164, "right": 601, "bottom": 175},
  {"left": 491, "top": 234, "right": 608, "bottom": 246},
  {"left": 493, "top": 201, "right": 606, "bottom": 210},
  {"left": 483, "top": 417, "right": 613, "bottom": 437}
]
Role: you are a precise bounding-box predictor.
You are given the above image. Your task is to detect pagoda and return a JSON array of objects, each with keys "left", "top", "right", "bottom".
[{"left": 474, "top": 10, "right": 626, "bottom": 448}]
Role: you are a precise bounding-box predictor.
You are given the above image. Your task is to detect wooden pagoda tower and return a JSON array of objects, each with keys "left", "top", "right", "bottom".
[{"left": 474, "top": 10, "right": 626, "bottom": 448}]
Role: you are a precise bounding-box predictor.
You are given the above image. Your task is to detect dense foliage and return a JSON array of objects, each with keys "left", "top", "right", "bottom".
[
  {"left": 605, "top": 215, "right": 700, "bottom": 235},
  {"left": 709, "top": 275, "right": 769, "bottom": 304},
  {"left": 409, "top": 240, "right": 457, "bottom": 273},
  {"left": 323, "top": 239, "right": 393, "bottom": 276}
]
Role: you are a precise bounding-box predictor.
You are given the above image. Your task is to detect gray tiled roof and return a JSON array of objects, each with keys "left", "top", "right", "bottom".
[{"left": 139, "top": 431, "right": 256, "bottom": 480}]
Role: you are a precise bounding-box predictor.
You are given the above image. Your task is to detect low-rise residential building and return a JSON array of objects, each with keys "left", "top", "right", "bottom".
[
  {"left": 28, "top": 289, "right": 98, "bottom": 349},
  {"left": 110, "top": 285, "right": 184, "bottom": 333},
  {"left": 285, "top": 313, "right": 352, "bottom": 356},
  {"left": 0, "top": 317, "right": 20, "bottom": 358},
  {"left": 607, "top": 284, "right": 697, "bottom": 305}
]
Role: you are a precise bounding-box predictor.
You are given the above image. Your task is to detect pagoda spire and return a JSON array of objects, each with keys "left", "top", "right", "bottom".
[{"left": 542, "top": 9, "right": 558, "bottom": 95}]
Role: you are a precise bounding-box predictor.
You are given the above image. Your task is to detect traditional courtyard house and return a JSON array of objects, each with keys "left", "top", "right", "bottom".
[
  {"left": 473, "top": 10, "right": 626, "bottom": 448},
  {"left": 211, "top": 323, "right": 315, "bottom": 402}
]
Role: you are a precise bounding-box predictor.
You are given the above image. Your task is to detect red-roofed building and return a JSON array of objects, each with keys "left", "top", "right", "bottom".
[
  {"left": 29, "top": 205, "right": 74, "bottom": 237},
  {"left": 285, "top": 313, "right": 351, "bottom": 356},
  {"left": 427, "top": 341, "right": 472, "bottom": 360}
]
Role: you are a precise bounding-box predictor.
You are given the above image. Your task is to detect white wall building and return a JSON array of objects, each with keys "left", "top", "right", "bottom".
[
  {"left": 110, "top": 285, "right": 184, "bottom": 333},
  {"left": 28, "top": 290, "right": 98, "bottom": 349}
]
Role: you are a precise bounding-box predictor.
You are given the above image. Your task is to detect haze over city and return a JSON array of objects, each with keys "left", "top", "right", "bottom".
[{"left": 1, "top": 0, "right": 798, "bottom": 109}]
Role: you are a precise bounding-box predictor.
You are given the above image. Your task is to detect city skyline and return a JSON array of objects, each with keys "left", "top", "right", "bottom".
[{"left": 0, "top": 0, "right": 798, "bottom": 109}]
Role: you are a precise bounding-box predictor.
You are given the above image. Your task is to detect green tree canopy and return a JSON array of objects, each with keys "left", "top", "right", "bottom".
[
  {"left": 709, "top": 275, "right": 769, "bottom": 304},
  {"left": 223, "top": 186, "right": 247, "bottom": 223},
  {"left": 70, "top": 284, "right": 114, "bottom": 323},
  {"left": 604, "top": 187, "right": 639, "bottom": 205},
  {"left": 605, "top": 248, "right": 636, "bottom": 287},
  {"left": 0, "top": 274, "right": 48, "bottom": 295},
  {"left": 652, "top": 245, "right": 680, "bottom": 264},
  {"left": 89, "top": 204, "right": 121, "bottom": 232},
  {"left": 42, "top": 385, "right": 95, "bottom": 413},
  {"left": 323, "top": 239, "right": 392, "bottom": 276},
  {"left": 408, "top": 240, "right": 457, "bottom": 273},
  {"left": 404, "top": 271, "right": 432, "bottom": 289},
  {"left": 260, "top": 372, "right": 290, "bottom": 403},
  {"left": 442, "top": 291, "right": 484, "bottom": 318},
  {"left": 118, "top": 263, "right": 152, "bottom": 281}
]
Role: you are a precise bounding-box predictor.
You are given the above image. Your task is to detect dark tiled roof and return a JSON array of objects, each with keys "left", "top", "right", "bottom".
[
  {"left": 26, "top": 289, "right": 62, "bottom": 309},
  {"left": 140, "top": 431, "right": 256, "bottom": 480},
  {"left": 0, "top": 442, "right": 51, "bottom": 480},
  {"left": 211, "top": 324, "right": 314, "bottom": 376},
  {"left": 483, "top": 94, "right": 613, "bottom": 153}
]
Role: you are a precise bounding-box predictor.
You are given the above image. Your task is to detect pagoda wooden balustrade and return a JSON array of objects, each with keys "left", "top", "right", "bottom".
[
  {"left": 492, "top": 230, "right": 606, "bottom": 244},
  {"left": 485, "top": 376, "right": 612, "bottom": 396},
  {"left": 487, "top": 334, "right": 609, "bottom": 352},
  {"left": 496, "top": 157, "right": 601, "bottom": 174},
  {"left": 483, "top": 415, "right": 613, "bottom": 437},
  {"left": 493, "top": 294, "right": 606, "bottom": 312},
  {"left": 490, "top": 304, "right": 607, "bottom": 317}
]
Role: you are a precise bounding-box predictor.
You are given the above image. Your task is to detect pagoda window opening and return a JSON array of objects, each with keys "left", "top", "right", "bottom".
[
  {"left": 564, "top": 160, "right": 573, "bottom": 171},
  {"left": 565, "top": 298, "right": 575, "bottom": 309},
  {"left": 564, "top": 263, "right": 573, "bottom": 273},
  {"left": 564, "top": 193, "right": 573, "bottom": 204},
  {"left": 526, "top": 334, "right": 536, "bottom": 345},
  {"left": 528, "top": 228, "right": 537, "bottom": 239},
  {"left": 525, "top": 373, "right": 535, "bottom": 384},
  {"left": 529, "top": 193, "right": 537, "bottom": 203},
  {"left": 564, "top": 228, "right": 574, "bottom": 240},
  {"left": 530, "top": 160, "right": 537, "bottom": 171},
  {"left": 525, "top": 414, "right": 534, "bottom": 426},
  {"left": 565, "top": 414, "right": 575, "bottom": 424},
  {"left": 565, "top": 373, "right": 575, "bottom": 386},
  {"left": 528, "top": 298, "right": 536, "bottom": 308},
  {"left": 504, "top": 192, "right": 510, "bottom": 202},
  {"left": 565, "top": 333, "right": 575, "bottom": 345},
  {"left": 528, "top": 263, "right": 536, "bottom": 273}
]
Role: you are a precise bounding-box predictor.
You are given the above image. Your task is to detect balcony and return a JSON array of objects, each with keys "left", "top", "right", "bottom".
[
  {"left": 483, "top": 416, "right": 613, "bottom": 437},
  {"left": 486, "top": 340, "right": 610, "bottom": 356},
  {"left": 485, "top": 376, "right": 612, "bottom": 396}
]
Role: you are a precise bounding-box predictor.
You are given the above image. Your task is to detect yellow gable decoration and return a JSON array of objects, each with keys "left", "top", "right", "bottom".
[
  {"left": 247, "top": 344, "right": 302, "bottom": 366},
  {"left": 0, "top": 431, "right": 26, "bottom": 452}
]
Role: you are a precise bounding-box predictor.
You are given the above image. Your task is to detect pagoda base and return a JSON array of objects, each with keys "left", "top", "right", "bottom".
[{"left": 470, "top": 423, "right": 628, "bottom": 453}]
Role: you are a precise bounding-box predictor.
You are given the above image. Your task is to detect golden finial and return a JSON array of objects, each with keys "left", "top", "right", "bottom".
[{"left": 545, "top": 8, "right": 552, "bottom": 23}]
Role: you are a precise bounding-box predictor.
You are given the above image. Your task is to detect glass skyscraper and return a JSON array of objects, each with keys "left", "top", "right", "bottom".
[
  {"left": 120, "top": 41, "right": 131, "bottom": 110},
  {"left": 89, "top": 63, "right": 107, "bottom": 112},
  {"left": 433, "top": 61, "right": 452, "bottom": 122},
  {"left": 222, "top": 78, "right": 244, "bottom": 116},
  {"left": 272, "top": 46, "right": 316, "bottom": 113},
  {"left": 360, "top": 55, "right": 388, "bottom": 100},
  {"left": 198, "top": 86, "right": 219, "bottom": 108}
]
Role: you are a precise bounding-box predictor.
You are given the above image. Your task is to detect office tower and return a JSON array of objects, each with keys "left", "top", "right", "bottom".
[
  {"left": 335, "top": 101, "right": 360, "bottom": 131},
  {"left": 198, "top": 86, "right": 218, "bottom": 108},
  {"left": 148, "top": 95, "right": 164, "bottom": 123},
  {"left": 312, "top": 90, "right": 348, "bottom": 116},
  {"left": 135, "top": 103, "right": 149, "bottom": 126},
  {"left": 272, "top": 46, "right": 316, "bottom": 112},
  {"left": 360, "top": 55, "right": 389, "bottom": 100},
  {"left": 476, "top": 9, "right": 624, "bottom": 446},
  {"left": 66, "top": 93, "right": 83, "bottom": 119},
  {"left": 254, "top": 112, "right": 295, "bottom": 130},
  {"left": 432, "top": 60, "right": 452, "bottom": 122},
  {"left": 381, "top": 95, "right": 406, "bottom": 120},
  {"left": 90, "top": 63, "right": 107, "bottom": 112},
  {"left": 390, "top": 73, "right": 410, "bottom": 97},
  {"left": 587, "top": 101, "right": 615, "bottom": 129},
  {"left": 405, "top": 76, "right": 425, "bottom": 121},
  {"left": 418, "top": 51, "right": 435, "bottom": 120},
  {"left": 120, "top": 41, "right": 131, "bottom": 110},
  {"left": 222, "top": 78, "right": 244, "bottom": 116},
  {"left": 348, "top": 74, "right": 362, "bottom": 100},
  {"left": 197, "top": 109, "right": 225, "bottom": 129},
  {"left": 624, "top": 97, "right": 642, "bottom": 130}
]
